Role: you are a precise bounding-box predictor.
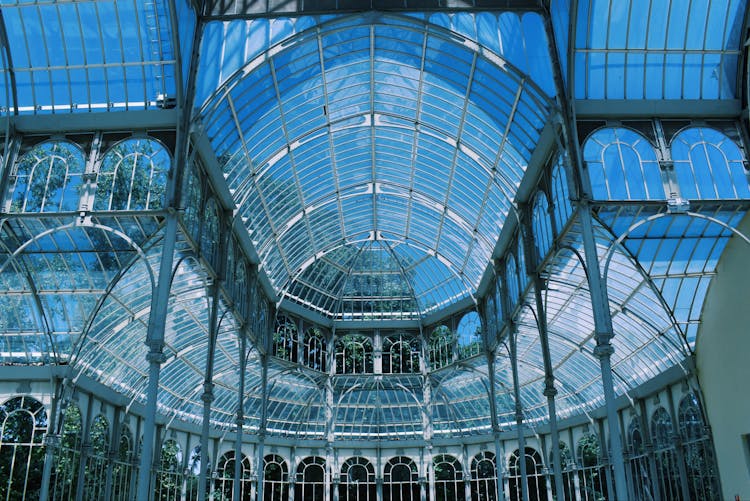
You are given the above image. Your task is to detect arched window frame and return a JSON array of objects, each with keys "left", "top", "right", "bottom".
[
  {"left": 84, "top": 414, "right": 110, "bottom": 500},
  {"left": 263, "top": 454, "right": 289, "bottom": 501},
  {"left": 9, "top": 139, "right": 85, "bottom": 213},
  {"left": 505, "top": 254, "right": 519, "bottom": 310},
  {"left": 508, "top": 447, "right": 547, "bottom": 501},
  {"left": 383, "top": 456, "right": 419, "bottom": 501},
  {"left": 273, "top": 315, "right": 298, "bottom": 363},
  {"left": 433, "top": 454, "right": 465, "bottom": 501},
  {"left": 470, "top": 451, "right": 498, "bottom": 501},
  {"left": 215, "top": 451, "right": 253, "bottom": 501},
  {"left": 94, "top": 137, "right": 170, "bottom": 211},
  {"left": 303, "top": 327, "right": 327, "bottom": 372},
  {"left": 456, "top": 310, "right": 482, "bottom": 359},
  {"left": 201, "top": 198, "right": 221, "bottom": 270},
  {"left": 551, "top": 156, "right": 573, "bottom": 232},
  {"left": 382, "top": 333, "right": 420, "bottom": 374},
  {"left": 531, "top": 190, "right": 553, "bottom": 264},
  {"left": 155, "top": 438, "right": 183, "bottom": 500},
  {"left": 428, "top": 325, "right": 454, "bottom": 370},
  {"left": 340, "top": 456, "right": 376, "bottom": 501},
  {"left": 671, "top": 126, "right": 749, "bottom": 199},
  {"left": 112, "top": 424, "right": 133, "bottom": 501},
  {"left": 576, "top": 433, "right": 608, "bottom": 501},
  {"left": 295, "top": 456, "right": 327, "bottom": 501},
  {"left": 335, "top": 334, "right": 374, "bottom": 374},
  {"left": 52, "top": 402, "right": 82, "bottom": 500},
  {"left": 0, "top": 396, "right": 47, "bottom": 500},
  {"left": 583, "top": 127, "right": 664, "bottom": 200}
]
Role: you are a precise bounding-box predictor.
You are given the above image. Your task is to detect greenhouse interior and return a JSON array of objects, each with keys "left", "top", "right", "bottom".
[{"left": 1, "top": 0, "right": 750, "bottom": 500}]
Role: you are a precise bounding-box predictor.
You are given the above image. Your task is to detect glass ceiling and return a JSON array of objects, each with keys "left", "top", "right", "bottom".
[
  {"left": 199, "top": 13, "right": 554, "bottom": 318},
  {"left": 1, "top": 0, "right": 750, "bottom": 440}
]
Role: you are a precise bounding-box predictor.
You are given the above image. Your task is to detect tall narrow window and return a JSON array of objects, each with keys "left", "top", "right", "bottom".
[
  {"left": 576, "top": 433, "right": 608, "bottom": 501},
  {"left": 10, "top": 140, "right": 85, "bottom": 212},
  {"left": 304, "top": 327, "right": 327, "bottom": 371},
  {"left": 627, "top": 417, "right": 652, "bottom": 500},
  {"left": 0, "top": 396, "right": 47, "bottom": 500},
  {"left": 508, "top": 447, "right": 548, "bottom": 501},
  {"left": 549, "top": 442, "right": 575, "bottom": 501},
  {"left": 112, "top": 425, "right": 133, "bottom": 501},
  {"left": 428, "top": 325, "right": 454, "bottom": 370},
  {"left": 84, "top": 414, "right": 109, "bottom": 500},
  {"left": 678, "top": 393, "right": 720, "bottom": 500},
  {"left": 154, "top": 439, "right": 183, "bottom": 501},
  {"left": 273, "top": 315, "right": 298, "bottom": 363},
  {"left": 456, "top": 311, "right": 482, "bottom": 359},
  {"left": 532, "top": 191, "right": 553, "bottom": 264},
  {"left": 651, "top": 407, "right": 683, "bottom": 500},
  {"left": 383, "top": 456, "right": 419, "bottom": 501},
  {"left": 433, "top": 454, "right": 465, "bottom": 501},
  {"left": 51, "top": 403, "right": 82, "bottom": 500},
  {"left": 551, "top": 157, "right": 573, "bottom": 232},
  {"left": 215, "top": 451, "right": 253, "bottom": 501},
  {"left": 263, "top": 454, "right": 289, "bottom": 501},
  {"left": 470, "top": 451, "right": 498, "bottom": 501},
  {"left": 340, "top": 456, "right": 376, "bottom": 501},
  {"left": 295, "top": 456, "right": 327, "bottom": 501}
]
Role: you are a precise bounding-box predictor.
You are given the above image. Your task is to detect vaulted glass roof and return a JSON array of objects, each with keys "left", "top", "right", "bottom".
[{"left": 199, "top": 13, "right": 554, "bottom": 319}]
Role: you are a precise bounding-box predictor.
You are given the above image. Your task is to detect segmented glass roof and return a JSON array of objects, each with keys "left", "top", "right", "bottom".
[{"left": 199, "top": 13, "right": 553, "bottom": 319}]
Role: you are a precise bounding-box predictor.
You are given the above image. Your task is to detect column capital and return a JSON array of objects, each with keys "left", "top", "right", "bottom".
[{"left": 593, "top": 343, "right": 615, "bottom": 358}]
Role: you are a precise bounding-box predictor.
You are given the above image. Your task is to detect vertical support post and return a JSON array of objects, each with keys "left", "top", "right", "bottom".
[
  {"left": 136, "top": 210, "right": 179, "bottom": 501},
  {"left": 255, "top": 353, "right": 269, "bottom": 501},
  {"left": 234, "top": 333, "right": 248, "bottom": 501},
  {"left": 519, "top": 204, "right": 566, "bottom": 501},
  {"left": 508, "top": 323, "right": 528, "bottom": 501},
  {"left": 488, "top": 353, "right": 508, "bottom": 501},
  {"left": 129, "top": 414, "right": 142, "bottom": 501},
  {"left": 579, "top": 201, "right": 629, "bottom": 501},
  {"left": 39, "top": 378, "right": 61, "bottom": 501}
]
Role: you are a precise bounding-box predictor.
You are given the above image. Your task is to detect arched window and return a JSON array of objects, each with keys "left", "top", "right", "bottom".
[
  {"left": 273, "top": 315, "right": 298, "bottom": 363},
  {"left": 457, "top": 311, "right": 482, "bottom": 359},
  {"left": 517, "top": 238, "right": 528, "bottom": 292},
  {"left": 470, "top": 451, "right": 498, "bottom": 501},
  {"left": 339, "top": 456, "right": 376, "bottom": 501},
  {"left": 112, "top": 425, "right": 133, "bottom": 501},
  {"left": 183, "top": 164, "right": 203, "bottom": 243},
  {"left": 382, "top": 333, "right": 420, "bottom": 374},
  {"left": 154, "top": 438, "right": 183, "bottom": 501},
  {"left": 215, "top": 451, "right": 253, "bottom": 501},
  {"left": 627, "top": 417, "right": 651, "bottom": 500},
  {"left": 672, "top": 127, "right": 749, "bottom": 199},
  {"left": 201, "top": 198, "right": 221, "bottom": 270},
  {"left": 10, "top": 140, "right": 85, "bottom": 212},
  {"left": 0, "top": 396, "right": 47, "bottom": 500},
  {"left": 51, "top": 402, "right": 82, "bottom": 500},
  {"left": 505, "top": 255, "right": 519, "bottom": 310},
  {"left": 678, "top": 393, "right": 719, "bottom": 500},
  {"left": 485, "top": 292, "right": 497, "bottom": 342},
  {"left": 551, "top": 157, "right": 573, "bottom": 232},
  {"left": 651, "top": 407, "right": 682, "bottom": 500},
  {"left": 383, "top": 456, "right": 419, "bottom": 501},
  {"left": 508, "top": 447, "right": 547, "bottom": 501},
  {"left": 583, "top": 127, "right": 664, "bottom": 200},
  {"left": 295, "top": 456, "right": 327, "bottom": 501},
  {"left": 532, "top": 191, "right": 553, "bottom": 264},
  {"left": 434, "top": 454, "right": 465, "bottom": 501},
  {"left": 94, "top": 137, "right": 169, "bottom": 210},
  {"left": 263, "top": 454, "right": 289, "bottom": 501},
  {"left": 335, "top": 334, "right": 374, "bottom": 374},
  {"left": 429, "top": 325, "right": 454, "bottom": 370},
  {"left": 235, "top": 261, "right": 249, "bottom": 320},
  {"left": 576, "top": 433, "right": 608, "bottom": 501},
  {"left": 84, "top": 414, "right": 109, "bottom": 500},
  {"left": 549, "top": 442, "right": 575, "bottom": 501},
  {"left": 303, "top": 327, "right": 327, "bottom": 372}
]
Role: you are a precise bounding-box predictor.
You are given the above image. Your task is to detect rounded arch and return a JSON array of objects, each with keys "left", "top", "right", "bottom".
[
  {"left": 551, "top": 155, "right": 574, "bottom": 232},
  {"left": 508, "top": 447, "right": 547, "bottom": 501},
  {"left": 303, "top": 326, "right": 327, "bottom": 372},
  {"left": 428, "top": 324, "right": 454, "bottom": 370},
  {"left": 456, "top": 310, "right": 482, "bottom": 359},
  {"left": 155, "top": 438, "right": 184, "bottom": 500},
  {"left": 201, "top": 197, "right": 221, "bottom": 270},
  {"left": 52, "top": 401, "right": 82, "bottom": 499},
  {"left": 470, "top": 451, "right": 498, "bottom": 501},
  {"left": 94, "top": 136, "right": 170, "bottom": 211},
  {"left": 382, "top": 332, "right": 420, "bottom": 374},
  {"left": 576, "top": 433, "right": 608, "bottom": 501},
  {"left": 583, "top": 126, "right": 664, "bottom": 200},
  {"left": 335, "top": 333, "right": 374, "bottom": 374},
  {"left": 215, "top": 450, "right": 253, "bottom": 501},
  {"left": 273, "top": 314, "right": 298, "bottom": 363},
  {"left": 9, "top": 139, "right": 86, "bottom": 213},
  {"left": 531, "top": 189, "right": 553, "bottom": 263}
]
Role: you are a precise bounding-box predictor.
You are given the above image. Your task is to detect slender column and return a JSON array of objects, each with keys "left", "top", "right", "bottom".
[
  {"left": 39, "top": 378, "right": 62, "bottom": 501},
  {"left": 578, "top": 201, "right": 629, "bottom": 500},
  {"left": 519, "top": 207, "right": 566, "bottom": 501},
  {"left": 493, "top": 433, "right": 506, "bottom": 501},
  {"left": 233, "top": 334, "right": 247, "bottom": 501},
  {"left": 255, "top": 353, "right": 269, "bottom": 501},
  {"left": 508, "top": 324, "right": 528, "bottom": 501},
  {"left": 136, "top": 210, "right": 179, "bottom": 501}
]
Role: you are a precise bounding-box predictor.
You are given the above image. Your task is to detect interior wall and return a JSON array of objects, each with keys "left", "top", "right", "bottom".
[{"left": 695, "top": 211, "right": 750, "bottom": 500}]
